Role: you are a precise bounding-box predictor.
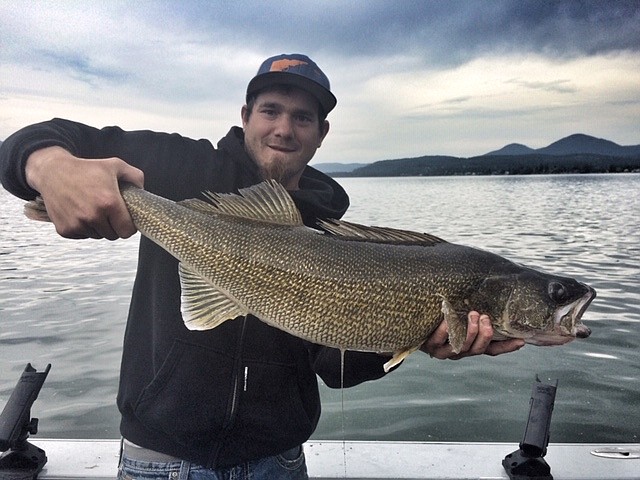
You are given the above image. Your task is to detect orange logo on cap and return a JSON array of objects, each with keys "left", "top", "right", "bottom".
[{"left": 270, "top": 59, "right": 308, "bottom": 72}]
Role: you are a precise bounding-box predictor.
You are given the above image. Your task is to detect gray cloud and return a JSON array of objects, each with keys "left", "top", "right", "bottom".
[
  {"left": 161, "top": 0, "right": 640, "bottom": 65},
  {"left": 37, "top": 50, "right": 131, "bottom": 87},
  {"left": 506, "top": 78, "right": 577, "bottom": 94},
  {"left": 4, "top": 1, "right": 638, "bottom": 92}
]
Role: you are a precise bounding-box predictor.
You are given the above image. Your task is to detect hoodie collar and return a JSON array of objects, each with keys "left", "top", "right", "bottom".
[{"left": 219, "top": 127, "right": 350, "bottom": 225}]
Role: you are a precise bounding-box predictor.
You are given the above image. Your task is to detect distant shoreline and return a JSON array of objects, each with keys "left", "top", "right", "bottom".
[
  {"left": 324, "top": 153, "right": 640, "bottom": 178},
  {"left": 315, "top": 133, "right": 640, "bottom": 177},
  {"left": 330, "top": 169, "right": 640, "bottom": 178}
]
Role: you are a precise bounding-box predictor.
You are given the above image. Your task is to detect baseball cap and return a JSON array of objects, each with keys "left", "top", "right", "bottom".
[{"left": 246, "top": 53, "right": 337, "bottom": 114}]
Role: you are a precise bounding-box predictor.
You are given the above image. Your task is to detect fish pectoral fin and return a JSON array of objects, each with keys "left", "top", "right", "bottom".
[
  {"left": 441, "top": 297, "right": 467, "bottom": 354},
  {"left": 179, "top": 264, "right": 248, "bottom": 330},
  {"left": 383, "top": 346, "right": 419, "bottom": 373}
]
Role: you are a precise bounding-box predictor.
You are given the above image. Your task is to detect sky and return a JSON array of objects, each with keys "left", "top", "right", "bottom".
[{"left": 1, "top": 0, "right": 639, "bottom": 165}]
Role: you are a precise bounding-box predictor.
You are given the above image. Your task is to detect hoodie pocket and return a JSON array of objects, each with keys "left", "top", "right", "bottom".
[
  {"left": 233, "top": 359, "right": 315, "bottom": 445},
  {"left": 133, "top": 340, "right": 236, "bottom": 448}
]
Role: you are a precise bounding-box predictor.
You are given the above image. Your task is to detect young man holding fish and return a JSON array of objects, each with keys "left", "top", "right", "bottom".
[{"left": 0, "top": 54, "right": 524, "bottom": 479}]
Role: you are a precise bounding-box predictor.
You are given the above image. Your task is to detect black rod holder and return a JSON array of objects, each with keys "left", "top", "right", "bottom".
[
  {"left": 503, "top": 375, "right": 557, "bottom": 480},
  {"left": 0, "top": 363, "right": 51, "bottom": 480}
]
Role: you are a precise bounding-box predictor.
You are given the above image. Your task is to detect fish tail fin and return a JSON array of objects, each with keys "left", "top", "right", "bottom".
[{"left": 24, "top": 197, "right": 52, "bottom": 222}]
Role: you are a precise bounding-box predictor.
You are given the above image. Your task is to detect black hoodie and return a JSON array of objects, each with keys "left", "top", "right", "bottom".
[{"left": 0, "top": 118, "right": 392, "bottom": 468}]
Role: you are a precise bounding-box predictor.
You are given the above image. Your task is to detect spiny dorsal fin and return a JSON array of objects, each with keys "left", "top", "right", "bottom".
[
  {"left": 177, "top": 198, "right": 219, "bottom": 215},
  {"left": 179, "top": 264, "right": 248, "bottom": 330},
  {"left": 318, "top": 219, "right": 447, "bottom": 246},
  {"left": 180, "top": 180, "right": 303, "bottom": 226}
]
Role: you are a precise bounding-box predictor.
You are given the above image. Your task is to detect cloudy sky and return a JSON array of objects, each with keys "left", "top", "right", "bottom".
[{"left": 1, "top": 1, "right": 639, "bottom": 164}]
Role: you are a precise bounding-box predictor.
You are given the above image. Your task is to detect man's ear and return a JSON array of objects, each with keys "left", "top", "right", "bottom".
[
  {"left": 241, "top": 105, "right": 249, "bottom": 128},
  {"left": 318, "top": 120, "right": 330, "bottom": 147}
]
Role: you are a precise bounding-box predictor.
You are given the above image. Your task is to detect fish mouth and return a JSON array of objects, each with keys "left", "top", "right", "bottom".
[
  {"left": 522, "top": 286, "right": 596, "bottom": 347},
  {"left": 554, "top": 286, "right": 596, "bottom": 338},
  {"left": 525, "top": 285, "right": 596, "bottom": 346}
]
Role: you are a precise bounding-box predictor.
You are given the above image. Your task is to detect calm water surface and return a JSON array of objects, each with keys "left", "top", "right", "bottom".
[{"left": 1, "top": 174, "right": 639, "bottom": 443}]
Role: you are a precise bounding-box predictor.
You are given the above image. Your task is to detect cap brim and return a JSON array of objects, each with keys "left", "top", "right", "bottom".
[{"left": 247, "top": 72, "right": 337, "bottom": 114}]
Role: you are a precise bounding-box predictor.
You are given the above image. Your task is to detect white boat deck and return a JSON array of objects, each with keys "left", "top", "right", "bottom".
[{"left": 21, "top": 439, "right": 639, "bottom": 479}]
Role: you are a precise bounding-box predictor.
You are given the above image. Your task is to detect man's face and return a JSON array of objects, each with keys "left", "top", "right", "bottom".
[{"left": 241, "top": 87, "right": 329, "bottom": 190}]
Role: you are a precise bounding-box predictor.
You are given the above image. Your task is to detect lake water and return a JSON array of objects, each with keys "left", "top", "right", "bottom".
[{"left": 1, "top": 174, "right": 639, "bottom": 444}]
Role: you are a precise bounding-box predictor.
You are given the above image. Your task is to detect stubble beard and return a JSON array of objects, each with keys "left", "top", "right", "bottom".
[
  {"left": 259, "top": 162, "right": 297, "bottom": 188},
  {"left": 244, "top": 138, "right": 304, "bottom": 189}
]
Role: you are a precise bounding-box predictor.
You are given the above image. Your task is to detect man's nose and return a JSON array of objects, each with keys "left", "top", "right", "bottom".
[{"left": 273, "top": 114, "right": 294, "bottom": 137}]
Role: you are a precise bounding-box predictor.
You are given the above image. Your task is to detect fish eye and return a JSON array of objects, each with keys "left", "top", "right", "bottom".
[{"left": 548, "top": 281, "right": 568, "bottom": 302}]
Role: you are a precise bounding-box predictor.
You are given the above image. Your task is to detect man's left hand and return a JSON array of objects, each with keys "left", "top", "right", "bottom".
[{"left": 420, "top": 311, "right": 525, "bottom": 360}]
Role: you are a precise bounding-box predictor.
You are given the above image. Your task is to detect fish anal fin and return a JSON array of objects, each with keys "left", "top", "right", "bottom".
[
  {"left": 179, "top": 264, "right": 248, "bottom": 330},
  {"left": 441, "top": 297, "right": 468, "bottom": 354},
  {"left": 383, "top": 346, "right": 420, "bottom": 373},
  {"left": 319, "top": 219, "right": 446, "bottom": 246}
]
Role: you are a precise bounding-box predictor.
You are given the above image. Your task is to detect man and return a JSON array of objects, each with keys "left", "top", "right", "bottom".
[{"left": 0, "top": 54, "right": 523, "bottom": 479}]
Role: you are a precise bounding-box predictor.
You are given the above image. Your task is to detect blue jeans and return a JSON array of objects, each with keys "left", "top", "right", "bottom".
[{"left": 117, "top": 445, "right": 308, "bottom": 480}]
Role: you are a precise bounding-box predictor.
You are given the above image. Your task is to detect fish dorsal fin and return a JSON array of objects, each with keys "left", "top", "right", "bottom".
[
  {"left": 177, "top": 198, "right": 218, "bottom": 215},
  {"left": 318, "top": 219, "right": 447, "bottom": 246},
  {"left": 179, "top": 264, "right": 248, "bottom": 330},
  {"left": 180, "top": 180, "right": 303, "bottom": 226}
]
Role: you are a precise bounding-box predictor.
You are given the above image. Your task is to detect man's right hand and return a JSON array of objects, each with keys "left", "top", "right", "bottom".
[{"left": 25, "top": 146, "right": 144, "bottom": 240}]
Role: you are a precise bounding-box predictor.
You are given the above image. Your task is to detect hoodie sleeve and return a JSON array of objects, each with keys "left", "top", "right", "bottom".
[
  {"left": 0, "top": 117, "right": 221, "bottom": 202},
  {"left": 0, "top": 118, "right": 112, "bottom": 199}
]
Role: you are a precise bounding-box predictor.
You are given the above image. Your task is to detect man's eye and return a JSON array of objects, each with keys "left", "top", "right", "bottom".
[{"left": 259, "top": 108, "right": 277, "bottom": 117}]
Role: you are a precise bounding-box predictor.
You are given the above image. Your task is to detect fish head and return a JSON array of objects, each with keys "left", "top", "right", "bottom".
[{"left": 487, "top": 268, "right": 595, "bottom": 346}]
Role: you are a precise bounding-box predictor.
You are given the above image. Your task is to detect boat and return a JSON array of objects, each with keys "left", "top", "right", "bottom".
[
  {"left": 22, "top": 438, "right": 640, "bottom": 479},
  {"left": 2, "top": 367, "right": 639, "bottom": 479}
]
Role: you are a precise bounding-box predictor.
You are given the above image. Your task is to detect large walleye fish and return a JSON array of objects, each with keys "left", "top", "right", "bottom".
[{"left": 26, "top": 181, "right": 595, "bottom": 371}]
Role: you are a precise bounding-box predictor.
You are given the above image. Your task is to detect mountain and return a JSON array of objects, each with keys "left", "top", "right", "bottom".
[
  {"left": 333, "top": 132, "right": 640, "bottom": 178},
  {"left": 313, "top": 162, "right": 368, "bottom": 174},
  {"left": 538, "top": 134, "right": 639, "bottom": 156},
  {"left": 485, "top": 134, "right": 640, "bottom": 157},
  {"left": 334, "top": 153, "right": 640, "bottom": 178},
  {"left": 485, "top": 143, "right": 535, "bottom": 156},
  {"left": 318, "top": 134, "right": 640, "bottom": 176}
]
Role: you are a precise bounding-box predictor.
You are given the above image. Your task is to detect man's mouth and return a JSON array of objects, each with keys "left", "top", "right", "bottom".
[{"left": 269, "top": 144, "right": 296, "bottom": 153}]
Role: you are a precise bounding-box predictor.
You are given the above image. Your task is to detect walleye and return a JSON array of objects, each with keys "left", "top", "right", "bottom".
[{"left": 26, "top": 181, "right": 595, "bottom": 371}]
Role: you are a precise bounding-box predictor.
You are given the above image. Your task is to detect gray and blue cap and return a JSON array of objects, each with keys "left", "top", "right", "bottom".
[{"left": 246, "top": 53, "right": 337, "bottom": 114}]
